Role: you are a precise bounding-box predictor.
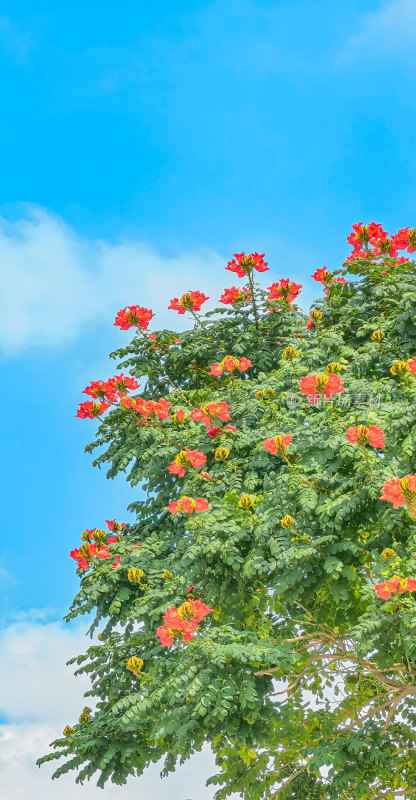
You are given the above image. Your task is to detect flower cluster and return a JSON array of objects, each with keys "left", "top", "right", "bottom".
[
  {"left": 168, "top": 497, "right": 210, "bottom": 514},
  {"left": 167, "top": 448, "right": 207, "bottom": 478},
  {"left": 209, "top": 356, "right": 252, "bottom": 376},
  {"left": 114, "top": 305, "right": 154, "bottom": 330},
  {"left": 374, "top": 577, "right": 416, "bottom": 600},
  {"left": 70, "top": 519, "right": 126, "bottom": 570},
  {"left": 312, "top": 267, "right": 346, "bottom": 295},
  {"left": 346, "top": 425, "right": 385, "bottom": 449},
  {"left": 190, "top": 402, "right": 232, "bottom": 428},
  {"left": 70, "top": 542, "right": 111, "bottom": 571},
  {"left": 390, "top": 358, "right": 416, "bottom": 377},
  {"left": 156, "top": 599, "right": 213, "bottom": 647},
  {"left": 121, "top": 396, "right": 172, "bottom": 421},
  {"left": 76, "top": 400, "right": 111, "bottom": 419},
  {"left": 83, "top": 374, "right": 139, "bottom": 401},
  {"left": 226, "top": 252, "right": 268, "bottom": 277},
  {"left": 263, "top": 434, "right": 293, "bottom": 456},
  {"left": 169, "top": 291, "right": 209, "bottom": 314},
  {"left": 346, "top": 223, "right": 416, "bottom": 261},
  {"left": 299, "top": 373, "right": 344, "bottom": 403},
  {"left": 267, "top": 279, "right": 301, "bottom": 310},
  {"left": 219, "top": 286, "right": 252, "bottom": 305},
  {"left": 380, "top": 474, "right": 416, "bottom": 518}
]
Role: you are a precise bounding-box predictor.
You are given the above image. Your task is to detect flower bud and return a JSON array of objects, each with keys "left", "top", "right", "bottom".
[
  {"left": 91, "top": 528, "right": 107, "bottom": 543},
  {"left": 80, "top": 530, "right": 91, "bottom": 541},
  {"left": 381, "top": 548, "right": 397, "bottom": 561},
  {"left": 127, "top": 567, "right": 144, "bottom": 584},
  {"left": 255, "top": 390, "right": 264, "bottom": 400},
  {"left": 325, "top": 362, "right": 342, "bottom": 374},
  {"left": 309, "top": 309, "right": 323, "bottom": 321},
  {"left": 371, "top": 330, "right": 385, "bottom": 342},
  {"left": 214, "top": 447, "right": 230, "bottom": 461},
  {"left": 126, "top": 656, "right": 144, "bottom": 674},
  {"left": 282, "top": 346, "right": 299, "bottom": 361},
  {"left": 162, "top": 569, "right": 173, "bottom": 579},
  {"left": 238, "top": 495, "right": 254, "bottom": 510},
  {"left": 281, "top": 515, "right": 295, "bottom": 529},
  {"left": 63, "top": 725, "right": 75, "bottom": 737},
  {"left": 391, "top": 360, "right": 410, "bottom": 377},
  {"left": 78, "top": 707, "right": 92, "bottom": 725}
]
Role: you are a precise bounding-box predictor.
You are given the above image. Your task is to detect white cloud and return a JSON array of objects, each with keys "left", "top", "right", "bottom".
[
  {"left": 0, "top": 205, "right": 226, "bottom": 357},
  {"left": 0, "top": 205, "right": 315, "bottom": 359},
  {"left": 345, "top": 0, "right": 416, "bottom": 56},
  {"left": 0, "top": 615, "right": 236, "bottom": 799}
]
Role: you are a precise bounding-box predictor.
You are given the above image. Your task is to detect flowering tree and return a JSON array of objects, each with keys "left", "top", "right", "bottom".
[{"left": 39, "top": 230, "right": 416, "bottom": 799}]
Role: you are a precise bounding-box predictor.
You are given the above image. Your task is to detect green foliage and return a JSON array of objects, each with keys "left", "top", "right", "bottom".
[{"left": 38, "top": 256, "right": 416, "bottom": 799}]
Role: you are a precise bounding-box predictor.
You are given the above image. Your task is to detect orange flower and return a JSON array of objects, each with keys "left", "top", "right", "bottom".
[
  {"left": 219, "top": 286, "right": 252, "bottom": 305},
  {"left": 76, "top": 400, "right": 110, "bottom": 419},
  {"left": 168, "top": 497, "right": 209, "bottom": 514},
  {"left": 299, "top": 373, "right": 344, "bottom": 401},
  {"left": 374, "top": 577, "right": 416, "bottom": 600},
  {"left": 346, "top": 425, "right": 385, "bottom": 449},
  {"left": 380, "top": 474, "right": 416, "bottom": 517},
  {"left": 263, "top": 434, "right": 293, "bottom": 456},
  {"left": 114, "top": 305, "right": 154, "bottom": 330},
  {"left": 167, "top": 449, "right": 207, "bottom": 478},
  {"left": 169, "top": 291, "right": 209, "bottom": 314}
]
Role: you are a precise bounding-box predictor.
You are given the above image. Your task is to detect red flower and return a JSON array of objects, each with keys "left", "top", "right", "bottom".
[
  {"left": 76, "top": 401, "right": 110, "bottom": 419},
  {"left": 70, "top": 548, "right": 89, "bottom": 571},
  {"left": 169, "top": 291, "right": 209, "bottom": 314},
  {"left": 173, "top": 408, "right": 186, "bottom": 422},
  {"left": 312, "top": 267, "right": 329, "bottom": 285},
  {"left": 111, "top": 556, "right": 121, "bottom": 570},
  {"left": 380, "top": 474, "right": 416, "bottom": 517},
  {"left": 374, "top": 577, "right": 416, "bottom": 600},
  {"left": 106, "top": 519, "right": 126, "bottom": 532},
  {"left": 299, "top": 373, "right": 344, "bottom": 400},
  {"left": 168, "top": 497, "right": 209, "bottom": 514},
  {"left": 187, "top": 585, "right": 195, "bottom": 593},
  {"left": 96, "top": 546, "right": 111, "bottom": 560},
  {"left": 191, "top": 401, "right": 231, "bottom": 427},
  {"left": 346, "top": 425, "right": 385, "bottom": 449},
  {"left": 226, "top": 252, "right": 268, "bottom": 278},
  {"left": 408, "top": 358, "right": 416, "bottom": 374},
  {"left": 200, "top": 471, "right": 212, "bottom": 480},
  {"left": 263, "top": 434, "right": 293, "bottom": 456},
  {"left": 168, "top": 448, "right": 207, "bottom": 478},
  {"left": 306, "top": 318, "right": 314, "bottom": 330},
  {"left": 83, "top": 379, "right": 117, "bottom": 401},
  {"left": 114, "top": 305, "right": 154, "bottom": 330},
  {"left": 112, "top": 374, "right": 139, "bottom": 396},
  {"left": 209, "top": 363, "right": 223, "bottom": 376},
  {"left": 267, "top": 279, "right": 302, "bottom": 306},
  {"left": 237, "top": 357, "right": 252, "bottom": 372},
  {"left": 219, "top": 286, "right": 252, "bottom": 305},
  {"left": 207, "top": 426, "right": 222, "bottom": 438}
]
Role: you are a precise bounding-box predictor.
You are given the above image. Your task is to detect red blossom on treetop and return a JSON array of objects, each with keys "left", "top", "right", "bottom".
[
  {"left": 83, "top": 379, "right": 117, "bottom": 401},
  {"left": 112, "top": 374, "right": 139, "bottom": 395},
  {"left": 380, "top": 474, "right": 416, "bottom": 518},
  {"left": 267, "top": 279, "right": 302, "bottom": 307},
  {"left": 169, "top": 291, "right": 209, "bottom": 314},
  {"left": 374, "top": 578, "right": 416, "bottom": 600},
  {"left": 167, "top": 448, "right": 207, "bottom": 478},
  {"left": 209, "top": 356, "right": 252, "bottom": 376},
  {"left": 168, "top": 497, "right": 209, "bottom": 515},
  {"left": 219, "top": 286, "right": 252, "bottom": 305},
  {"left": 299, "top": 373, "right": 344, "bottom": 401},
  {"left": 106, "top": 520, "right": 126, "bottom": 532},
  {"left": 114, "top": 305, "right": 154, "bottom": 330},
  {"left": 156, "top": 599, "right": 213, "bottom": 647},
  {"left": 263, "top": 434, "right": 293, "bottom": 456},
  {"left": 76, "top": 400, "right": 111, "bottom": 419},
  {"left": 226, "top": 252, "right": 268, "bottom": 278},
  {"left": 346, "top": 425, "right": 385, "bottom": 449}
]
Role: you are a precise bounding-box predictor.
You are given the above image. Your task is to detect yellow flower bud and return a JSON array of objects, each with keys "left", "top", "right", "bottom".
[
  {"left": 175, "top": 450, "right": 190, "bottom": 467},
  {"left": 281, "top": 515, "right": 295, "bottom": 529},
  {"left": 255, "top": 390, "right": 265, "bottom": 400},
  {"left": 63, "top": 725, "right": 74, "bottom": 737},
  {"left": 282, "top": 346, "right": 299, "bottom": 361},
  {"left": 162, "top": 569, "right": 173, "bottom": 579},
  {"left": 325, "top": 362, "right": 342, "bottom": 374},
  {"left": 390, "top": 360, "right": 410, "bottom": 377},
  {"left": 381, "top": 548, "right": 397, "bottom": 561},
  {"left": 126, "top": 656, "right": 144, "bottom": 673},
  {"left": 371, "top": 330, "right": 385, "bottom": 342},
  {"left": 91, "top": 528, "right": 107, "bottom": 543},
  {"left": 310, "top": 309, "right": 323, "bottom": 321},
  {"left": 127, "top": 567, "right": 144, "bottom": 584},
  {"left": 177, "top": 601, "right": 192, "bottom": 619},
  {"left": 238, "top": 495, "right": 254, "bottom": 510},
  {"left": 214, "top": 447, "right": 230, "bottom": 461},
  {"left": 80, "top": 531, "right": 90, "bottom": 541},
  {"left": 78, "top": 707, "right": 91, "bottom": 725}
]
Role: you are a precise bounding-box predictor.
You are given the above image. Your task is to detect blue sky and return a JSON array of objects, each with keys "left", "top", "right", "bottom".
[{"left": 1, "top": 0, "right": 416, "bottom": 796}]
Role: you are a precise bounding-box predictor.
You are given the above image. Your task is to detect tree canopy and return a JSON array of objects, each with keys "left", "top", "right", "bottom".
[{"left": 39, "top": 225, "right": 416, "bottom": 799}]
